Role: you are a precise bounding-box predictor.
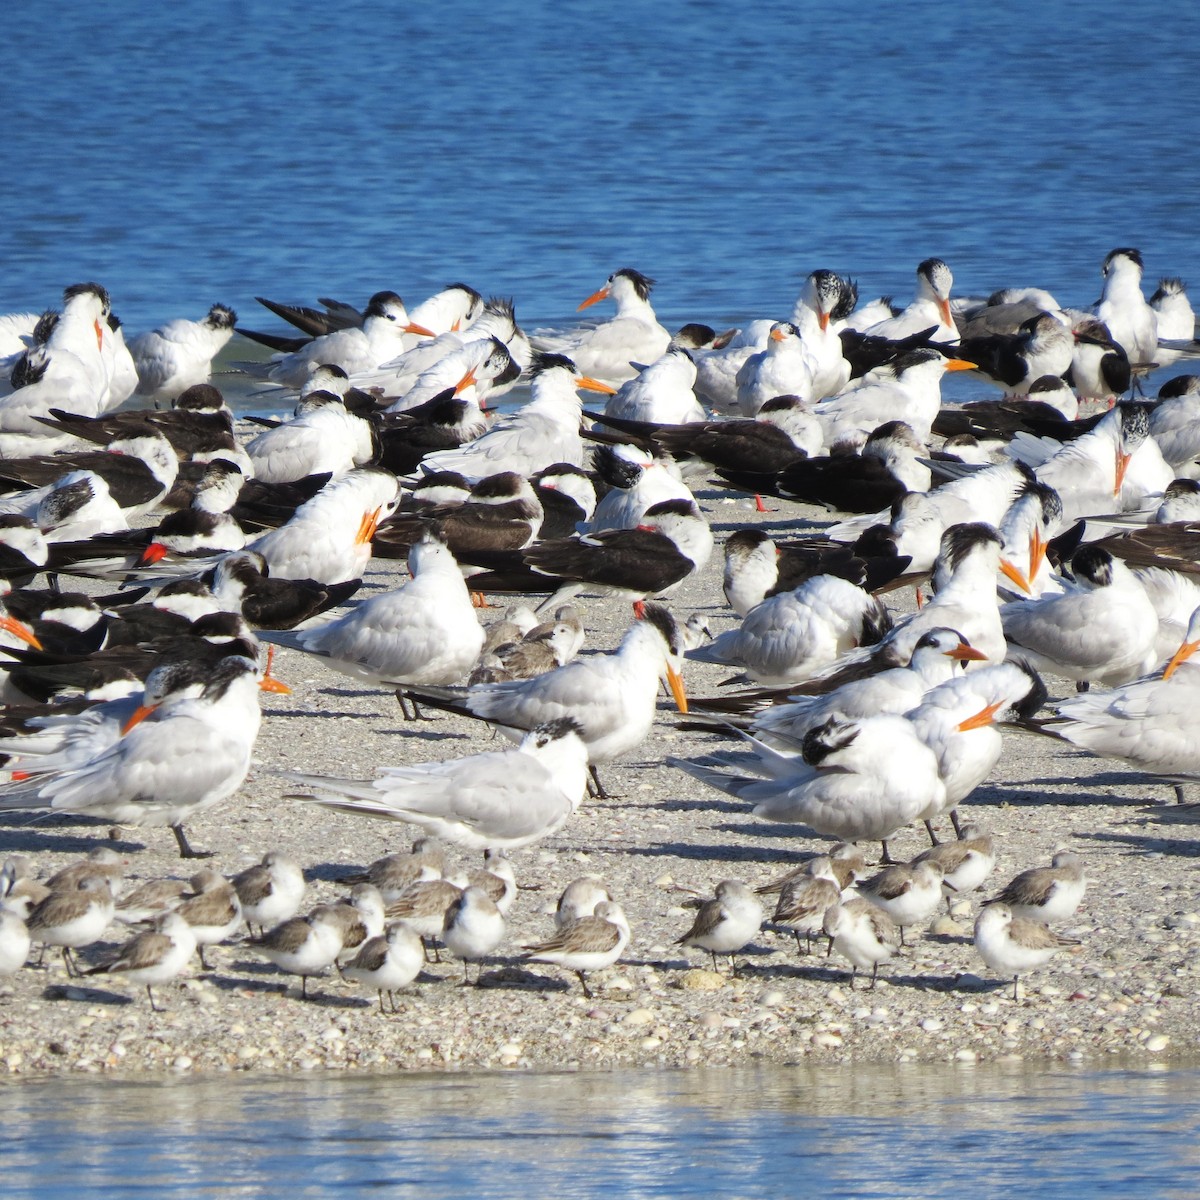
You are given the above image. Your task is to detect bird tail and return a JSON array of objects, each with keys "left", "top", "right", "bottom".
[{"left": 665, "top": 756, "right": 761, "bottom": 800}]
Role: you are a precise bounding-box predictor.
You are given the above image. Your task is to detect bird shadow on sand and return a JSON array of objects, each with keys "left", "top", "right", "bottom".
[
  {"left": 625, "top": 840, "right": 808, "bottom": 865},
  {"left": 267, "top": 708, "right": 370, "bottom": 720},
  {"left": 0, "top": 815, "right": 145, "bottom": 856},
  {"left": 208, "top": 969, "right": 368, "bottom": 1007},
  {"left": 967, "top": 778, "right": 1155, "bottom": 808},
  {"left": 376, "top": 727, "right": 472, "bottom": 744},
  {"left": 41, "top": 982, "right": 133, "bottom": 1006},
  {"left": 638, "top": 796, "right": 746, "bottom": 816},
  {"left": 1072, "top": 826, "right": 1200, "bottom": 858}
]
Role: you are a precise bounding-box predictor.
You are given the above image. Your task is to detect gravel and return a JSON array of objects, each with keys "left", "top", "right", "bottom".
[{"left": 2, "top": 439, "right": 1198, "bottom": 1077}]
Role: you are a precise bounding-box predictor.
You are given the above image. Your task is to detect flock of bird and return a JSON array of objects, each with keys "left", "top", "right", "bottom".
[{"left": 0, "top": 245, "right": 1197, "bottom": 1011}]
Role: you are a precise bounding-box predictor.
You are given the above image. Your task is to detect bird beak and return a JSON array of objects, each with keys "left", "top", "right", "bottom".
[
  {"left": 94, "top": 318, "right": 104, "bottom": 350},
  {"left": 356, "top": 506, "right": 382, "bottom": 544},
  {"left": 0, "top": 615, "right": 42, "bottom": 650},
  {"left": 138, "top": 542, "right": 170, "bottom": 567},
  {"left": 451, "top": 319, "right": 461, "bottom": 333},
  {"left": 998, "top": 558, "right": 1033, "bottom": 595},
  {"left": 770, "top": 327, "right": 787, "bottom": 342},
  {"left": 943, "top": 358, "right": 977, "bottom": 372},
  {"left": 454, "top": 366, "right": 477, "bottom": 395},
  {"left": 121, "top": 703, "right": 158, "bottom": 735},
  {"left": 577, "top": 284, "right": 611, "bottom": 312},
  {"left": 665, "top": 663, "right": 688, "bottom": 714},
  {"left": 404, "top": 322, "right": 436, "bottom": 338},
  {"left": 1164, "top": 639, "right": 1200, "bottom": 679},
  {"left": 946, "top": 643, "right": 988, "bottom": 662},
  {"left": 957, "top": 699, "right": 1005, "bottom": 731},
  {"left": 1114, "top": 447, "right": 1132, "bottom": 495},
  {"left": 939, "top": 299, "right": 954, "bottom": 328},
  {"left": 575, "top": 375, "right": 618, "bottom": 395},
  {"left": 818, "top": 311, "right": 830, "bottom": 332},
  {"left": 1030, "top": 527, "right": 1048, "bottom": 583}
]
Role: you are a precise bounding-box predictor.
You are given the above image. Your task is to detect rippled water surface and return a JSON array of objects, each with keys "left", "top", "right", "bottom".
[
  {"left": 1, "top": 1065, "right": 1198, "bottom": 1197},
  {"left": 4, "top": 1, "right": 1197, "bottom": 337}
]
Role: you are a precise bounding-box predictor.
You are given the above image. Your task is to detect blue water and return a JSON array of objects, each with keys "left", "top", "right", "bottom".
[
  {"left": 1, "top": 1065, "right": 1197, "bottom": 1197},
  {"left": 4, "top": 1, "right": 1198, "bottom": 337}
]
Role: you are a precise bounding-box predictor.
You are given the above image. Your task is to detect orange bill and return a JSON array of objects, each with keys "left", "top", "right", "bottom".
[
  {"left": 0, "top": 615, "right": 42, "bottom": 650},
  {"left": 404, "top": 322, "right": 436, "bottom": 337},
  {"left": 575, "top": 375, "right": 618, "bottom": 395},
  {"left": 770, "top": 326, "right": 788, "bottom": 342},
  {"left": 1164, "top": 639, "right": 1199, "bottom": 680},
  {"left": 121, "top": 703, "right": 158, "bottom": 735},
  {"left": 957, "top": 699, "right": 1005, "bottom": 732},
  {"left": 944, "top": 358, "right": 977, "bottom": 372},
  {"left": 454, "top": 366, "right": 478, "bottom": 395},
  {"left": 355, "top": 506, "right": 383, "bottom": 545},
  {"left": 818, "top": 311, "right": 830, "bottom": 332},
  {"left": 138, "top": 542, "right": 170, "bottom": 567},
  {"left": 946, "top": 643, "right": 988, "bottom": 662},
  {"left": 998, "top": 558, "right": 1033, "bottom": 595},
  {"left": 939, "top": 299, "right": 954, "bottom": 328},
  {"left": 577, "top": 285, "right": 611, "bottom": 312},
  {"left": 1114, "top": 447, "right": 1132, "bottom": 496},
  {"left": 666, "top": 663, "right": 688, "bottom": 714}
]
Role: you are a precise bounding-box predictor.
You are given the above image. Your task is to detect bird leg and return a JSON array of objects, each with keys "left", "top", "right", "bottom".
[
  {"left": 470, "top": 591, "right": 492, "bottom": 609},
  {"left": 879, "top": 840, "right": 898, "bottom": 865},
  {"left": 587, "top": 765, "right": 611, "bottom": 800},
  {"left": 577, "top": 970, "right": 594, "bottom": 999},
  {"left": 171, "top": 825, "right": 213, "bottom": 860},
  {"left": 395, "top": 690, "right": 429, "bottom": 721},
  {"left": 146, "top": 985, "right": 162, "bottom": 1013},
  {"left": 924, "top": 819, "right": 941, "bottom": 847},
  {"left": 898, "top": 926, "right": 907, "bottom": 947},
  {"left": 1174, "top": 784, "right": 1187, "bottom": 804},
  {"left": 794, "top": 930, "right": 807, "bottom": 955},
  {"left": 949, "top": 809, "right": 965, "bottom": 839},
  {"left": 1075, "top": 680, "right": 1090, "bottom": 693},
  {"left": 196, "top": 946, "right": 210, "bottom": 971},
  {"left": 870, "top": 962, "right": 880, "bottom": 990},
  {"left": 1012, "top": 974, "right": 1020, "bottom": 1002},
  {"left": 848, "top": 967, "right": 857, "bottom": 990},
  {"left": 377, "top": 990, "right": 387, "bottom": 1015},
  {"left": 63, "top": 947, "right": 77, "bottom": 977}
]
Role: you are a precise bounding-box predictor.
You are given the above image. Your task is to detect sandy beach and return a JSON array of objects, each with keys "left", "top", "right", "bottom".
[{"left": 1, "top": 444, "right": 1198, "bottom": 1079}]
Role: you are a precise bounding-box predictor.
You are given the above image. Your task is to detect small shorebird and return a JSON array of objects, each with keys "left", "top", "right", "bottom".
[
  {"left": 114, "top": 878, "right": 189, "bottom": 925},
  {"left": 441, "top": 885, "right": 506, "bottom": 984},
  {"left": 176, "top": 870, "right": 243, "bottom": 969},
  {"left": 341, "top": 923, "right": 425, "bottom": 1013},
  {"left": 676, "top": 880, "right": 763, "bottom": 973},
  {"left": 989, "top": 851, "right": 1086, "bottom": 922},
  {"left": 466, "top": 850, "right": 517, "bottom": 917},
  {"left": 524, "top": 900, "right": 630, "bottom": 998},
  {"left": 856, "top": 861, "right": 946, "bottom": 945},
  {"left": 341, "top": 838, "right": 446, "bottom": 905},
  {"left": 26, "top": 876, "right": 114, "bottom": 976},
  {"left": 771, "top": 858, "right": 843, "bottom": 954},
  {"left": 912, "top": 826, "right": 997, "bottom": 911},
  {"left": 327, "top": 885, "right": 386, "bottom": 966},
  {"left": 973, "top": 903, "right": 1080, "bottom": 999},
  {"left": 0, "top": 909, "right": 31, "bottom": 977},
  {"left": 45, "top": 849, "right": 128, "bottom": 898},
  {"left": 555, "top": 876, "right": 611, "bottom": 927},
  {"left": 823, "top": 898, "right": 899, "bottom": 989},
  {"left": 385, "top": 878, "right": 464, "bottom": 961},
  {"left": 232, "top": 852, "right": 306, "bottom": 937},
  {"left": 249, "top": 906, "right": 345, "bottom": 999},
  {"left": 83, "top": 911, "right": 197, "bottom": 1011}
]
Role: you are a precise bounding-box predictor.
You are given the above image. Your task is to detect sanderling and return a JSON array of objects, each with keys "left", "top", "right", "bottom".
[
  {"left": 386, "top": 878, "right": 464, "bottom": 960},
  {"left": 856, "top": 861, "right": 946, "bottom": 945},
  {"left": 26, "top": 876, "right": 114, "bottom": 976},
  {"left": 232, "top": 851, "right": 306, "bottom": 936},
  {"left": 176, "top": 869, "right": 243, "bottom": 969},
  {"left": 989, "top": 850, "right": 1086, "bottom": 922},
  {"left": 442, "top": 885, "right": 506, "bottom": 984},
  {"left": 676, "top": 880, "right": 763, "bottom": 972},
  {"left": 823, "top": 898, "right": 900, "bottom": 989},
  {"left": 342, "top": 922, "right": 425, "bottom": 1013},
  {"left": 772, "top": 857, "right": 842, "bottom": 954},
  {"left": 912, "top": 825, "right": 996, "bottom": 911},
  {"left": 83, "top": 911, "right": 197, "bottom": 1011},
  {"left": 341, "top": 837, "right": 447, "bottom": 904},
  {"left": 973, "top": 902, "right": 1081, "bottom": 999},
  {"left": 524, "top": 899, "right": 630, "bottom": 998},
  {"left": 249, "top": 906, "right": 345, "bottom": 999},
  {"left": 0, "top": 909, "right": 31, "bottom": 977},
  {"left": 555, "top": 876, "right": 611, "bottom": 927}
]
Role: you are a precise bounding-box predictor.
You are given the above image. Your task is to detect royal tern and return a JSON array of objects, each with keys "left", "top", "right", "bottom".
[
  {"left": 404, "top": 604, "right": 688, "bottom": 792},
  {"left": 1146, "top": 374, "right": 1200, "bottom": 475},
  {"left": 127, "top": 304, "right": 237, "bottom": 405},
  {"left": 676, "top": 879, "right": 763, "bottom": 972},
  {"left": 1096, "top": 248, "right": 1158, "bottom": 370},
  {"left": 1150, "top": 278, "right": 1196, "bottom": 368},
  {"left": 1002, "top": 545, "right": 1159, "bottom": 685},
  {"left": 383, "top": 335, "right": 517, "bottom": 414},
  {"left": 533, "top": 268, "right": 670, "bottom": 386},
  {"left": 258, "top": 533, "right": 484, "bottom": 696},
  {"left": 862, "top": 258, "right": 959, "bottom": 344},
  {"left": 523, "top": 899, "right": 630, "bottom": 997},
  {"left": 973, "top": 902, "right": 1079, "bottom": 999},
  {"left": 735, "top": 321, "right": 817, "bottom": 415},
  {"left": 245, "top": 394, "right": 376, "bottom": 484},
  {"left": 687, "top": 574, "right": 892, "bottom": 687},
  {"left": 0, "top": 655, "right": 267, "bottom": 859},
  {"left": 287, "top": 717, "right": 588, "bottom": 849},
  {"left": 586, "top": 443, "right": 695, "bottom": 534},
  {"left": 602, "top": 343, "right": 705, "bottom": 424}
]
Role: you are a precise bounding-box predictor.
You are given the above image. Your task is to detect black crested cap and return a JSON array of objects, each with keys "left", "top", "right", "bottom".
[
  {"left": 1151, "top": 277, "right": 1187, "bottom": 301},
  {"left": 1116, "top": 401, "right": 1151, "bottom": 444},
  {"left": 724, "top": 528, "right": 772, "bottom": 555},
  {"left": 1070, "top": 544, "right": 1114, "bottom": 587},
  {"left": 1104, "top": 247, "right": 1143, "bottom": 272},
  {"left": 364, "top": 291, "right": 404, "bottom": 317},
  {"left": 203, "top": 654, "right": 260, "bottom": 696},
  {"left": 892, "top": 347, "right": 944, "bottom": 373},
  {"left": 174, "top": 383, "right": 226, "bottom": 411},
  {"left": 63, "top": 282, "right": 111, "bottom": 311},
  {"left": 938, "top": 522, "right": 1001, "bottom": 572},
  {"left": 484, "top": 296, "right": 516, "bottom": 321},
  {"left": 11, "top": 348, "right": 49, "bottom": 389},
  {"left": 637, "top": 601, "right": 681, "bottom": 654},
  {"left": 529, "top": 350, "right": 578, "bottom": 377},
  {"left": 591, "top": 443, "right": 644, "bottom": 490},
  {"left": 444, "top": 282, "right": 482, "bottom": 305},
  {"left": 1012, "top": 661, "right": 1049, "bottom": 720},
  {"left": 534, "top": 716, "right": 585, "bottom": 742},
  {"left": 918, "top": 257, "right": 949, "bottom": 278},
  {"left": 860, "top": 596, "right": 893, "bottom": 647},
  {"left": 205, "top": 304, "right": 238, "bottom": 329},
  {"left": 33, "top": 309, "right": 59, "bottom": 343},
  {"left": 801, "top": 716, "right": 859, "bottom": 767},
  {"left": 1157, "top": 374, "right": 1200, "bottom": 400},
  {"left": 833, "top": 276, "right": 859, "bottom": 322},
  {"left": 913, "top": 627, "right": 969, "bottom": 651},
  {"left": 614, "top": 268, "right": 655, "bottom": 299},
  {"left": 1025, "top": 479, "right": 1063, "bottom": 525}
]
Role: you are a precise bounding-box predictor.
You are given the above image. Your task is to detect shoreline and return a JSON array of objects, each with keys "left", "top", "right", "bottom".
[{"left": 2, "top": 465, "right": 1199, "bottom": 1079}]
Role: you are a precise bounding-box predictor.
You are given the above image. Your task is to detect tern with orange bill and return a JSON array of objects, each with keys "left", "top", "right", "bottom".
[
  {"left": 858, "top": 258, "right": 960, "bottom": 344},
  {"left": 403, "top": 603, "right": 690, "bottom": 797}
]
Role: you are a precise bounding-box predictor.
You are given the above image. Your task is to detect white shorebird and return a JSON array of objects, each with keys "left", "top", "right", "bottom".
[
  {"left": 856, "top": 861, "right": 945, "bottom": 945},
  {"left": 441, "top": 885, "right": 505, "bottom": 984},
  {"left": 862, "top": 258, "right": 960, "bottom": 343},
  {"left": 603, "top": 343, "right": 705, "bottom": 424},
  {"left": 823, "top": 898, "right": 899, "bottom": 989},
  {"left": 232, "top": 852, "right": 306, "bottom": 936},
  {"left": 258, "top": 533, "right": 484, "bottom": 707},
  {"left": 1095, "top": 248, "right": 1158, "bottom": 370},
  {"left": 533, "top": 268, "right": 670, "bottom": 386},
  {"left": 0, "top": 908, "right": 31, "bottom": 977},
  {"left": 523, "top": 899, "right": 630, "bottom": 997},
  {"left": 250, "top": 906, "right": 347, "bottom": 999},
  {"left": 175, "top": 869, "right": 243, "bottom": 969},
  {"left": 735, "top": 321, "right": 817, "bottom": 415},
  {"left": 770, "top": 857, "right": 843, "bottom": 954},
  {"left": 988, "top": 851, "right": 1086, "bottom": 923},
  {"left": 82, "top": 911, "right": 198, "bottom": 1010},
  {"left": 342, "top": 838, "right": 447, "bottom": 905},
  {"left": 26, "top": 876, "right": 114, "bottom": 975},
  {"left": 286, "top": 718, "right": 591, "bottom": 850},
  {"left": 676, "top": 879, "right": 763, "bottom": 972},
  {"left": 245, "top": 395, "right": 376, "bottom": 484},
  {"left": 912, "top": 825, "right": 997, "bottom": 910},
  {"left": 341, "top": 923, "right": 425, "bottom": 1012},
  {"left": 555, "top": 876, "right": 612, "bottom": 927},
  {"left": 128, "top": 304, "right": 238, "bottom": 405},
  {"left": 974, "top": 902, "right": 1079, "bottom": 999},
  {"left": 0, "top": 655, "right": 267, "bottom": 859}
]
